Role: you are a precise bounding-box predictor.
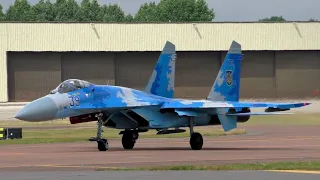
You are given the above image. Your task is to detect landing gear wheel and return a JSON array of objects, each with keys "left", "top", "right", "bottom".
[
  {"left": 97, "top": 139, "right": 108, "bottom": 151},
  {"left": 122, "top": 131, "right": 138, "bottom": 150},
  {"left": 189, "top": 132, "right": 203, "bottom": 150},
  {"left": 89, "top": 112, "right": 112, "bottom": 152}
]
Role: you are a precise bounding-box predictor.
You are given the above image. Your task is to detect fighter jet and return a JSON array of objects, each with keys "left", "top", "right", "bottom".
[{"left": 15, "top": 40, "right": 311, "bottom": 151}]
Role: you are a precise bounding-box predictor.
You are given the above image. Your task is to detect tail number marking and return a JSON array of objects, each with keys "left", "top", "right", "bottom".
[{"left": 68, "top": 95, "right": 80, "bottom": 106}]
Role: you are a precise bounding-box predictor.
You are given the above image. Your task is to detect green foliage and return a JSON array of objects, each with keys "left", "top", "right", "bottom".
[
  {"left": 77, "top": 0, "right": 102, "bottom": 22},
  {"left": 0, "top": 120, "right": 246, "bottom": 145},
  {"left": 157, "top": 0, "right": 215, "bottom": 22},
  {"left": 135, "top": 2, "right": 159, "bottom": 22},
  {"left": 53, "top": 0, "right": 79, "bottom": 22},
  {"left": 96, "top": 161, "right": 320, "bottom": 171},
  {"left": 259, "top": 16, "right": 286, "bottom": 22},
  {"left": 0, "top": 0, "right": 216, "bottom": 22},
  {"left": 0, "top": 4, "right": 5, "bottom": 21},
  {"left": 5, "top": 0, "right": 36, "bottom": 21},
  {"left": 125, "top": 14, "right": 134, "bottom": 22},
  {"left": 135, "top": 0, "right": 215, "bottom": 22},
  {"left": 33, "top": 0, "right": 55, "bottom": 21},
  {"left": 309, "top": 18, "right": 318, "bottom": 22},
  {"left": 100, "top": 4, "right": 126, "bottom": 22}
]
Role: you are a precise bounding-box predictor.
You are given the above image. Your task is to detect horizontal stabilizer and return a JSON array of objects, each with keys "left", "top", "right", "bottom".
[
  {"left": 226, "top": 112, "right": 293, "bottom": 116},
  {"left": 217, "top": 108, "right": 237, "bottom": 132}
]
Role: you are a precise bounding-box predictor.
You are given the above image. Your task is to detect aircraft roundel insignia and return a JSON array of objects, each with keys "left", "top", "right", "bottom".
[{"left": 226, "top": 70, "right": 233, "bottom": 86}]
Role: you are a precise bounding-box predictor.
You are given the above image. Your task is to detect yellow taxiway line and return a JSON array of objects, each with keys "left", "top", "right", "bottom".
[{"left": 266, "top": 170, "right": 320, "bottom": 174}]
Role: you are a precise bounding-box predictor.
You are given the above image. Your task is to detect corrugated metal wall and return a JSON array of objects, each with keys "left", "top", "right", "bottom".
[
  {"left": 6, "top": 50, "right": 320, "bottom": 102},
  {"left": 4, "top": 23, "right": 320, "bottom": 52}
]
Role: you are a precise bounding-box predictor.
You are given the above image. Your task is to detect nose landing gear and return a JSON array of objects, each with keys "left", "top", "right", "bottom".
[
  {"left": 88, "top": 113, "right": 109, "bottom": 151},
  {"left": 89, "top": 112, "right": 140, "bottom": 151}
]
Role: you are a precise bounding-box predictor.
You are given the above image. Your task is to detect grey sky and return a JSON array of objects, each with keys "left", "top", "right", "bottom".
[{"left": 1, "top": 0, "right": 319, "bottom": 21}]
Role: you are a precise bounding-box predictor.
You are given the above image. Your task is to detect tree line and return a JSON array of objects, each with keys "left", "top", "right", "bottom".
[
  {"left": 0, "top": 0, "right": 214, "bottom": 22},
  {"left": 0, "top": 0, "right": 317, "bottom": 22},
  {"left": 258, "top": 16, "right": 318, "bottom": 22}
]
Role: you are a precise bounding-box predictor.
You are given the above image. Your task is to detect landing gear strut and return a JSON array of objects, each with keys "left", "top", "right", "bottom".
[
  {"left": 89, "top": 113, "right": 109, "bottom": 151},
  {"left": 189, "top": 117, "right": 203, "bottom": 150},
  {"left": 121, "top": 130, "right": 139, "bottom": 150}
]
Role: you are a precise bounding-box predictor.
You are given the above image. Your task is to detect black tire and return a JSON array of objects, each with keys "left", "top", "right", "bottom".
[
  {"left": 122, "top": 132, "right": 136, "bottom": 150},
  {"left": 97, "top": 139, "right": 108, "bottom": 151},
  {"left": 189, "top": 132, "right": 203, "bottom": 150}
]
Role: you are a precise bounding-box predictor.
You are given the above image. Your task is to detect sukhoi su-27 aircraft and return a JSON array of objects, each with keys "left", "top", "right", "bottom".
[{"left": 15, "top": 40, "right": 311, "bottom": 151}]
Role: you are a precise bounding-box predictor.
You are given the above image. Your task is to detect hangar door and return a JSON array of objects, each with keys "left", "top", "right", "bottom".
[
  {"left": 238, "top": 51, "right": 275, "bottom": 98},
  {"left": 115, "top": 52, "right": 159, "bottom": 90},
  {"left": 175, "top": 52, "right": 221, "bottom": 98},
  {"left": 61, "top": 52, "right": 115, "bottom": 85},
  {"left": 7, "top": 52, "right": 61, "bottom": 102},
  {"left": 275, "top": 51, "right": 320, "bottom": 98}
]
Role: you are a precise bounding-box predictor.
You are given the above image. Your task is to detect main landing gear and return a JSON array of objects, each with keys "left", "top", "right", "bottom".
[
  {"left": 121, "top": 130, "right": 139, "bottom": 150},
  {"left": 189, "top": 116, "right": 203, "bottom": 150},
  {"left": 89, "top": 112, "right": 140, "bottom": 151}
]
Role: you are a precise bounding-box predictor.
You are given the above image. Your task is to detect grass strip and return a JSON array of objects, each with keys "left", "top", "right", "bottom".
[
  {"left": 95, "top": 161, "right": 320, "bottom": 171},
  {"left": 0, "top": 127, "right": 246, "bottom": 145}
]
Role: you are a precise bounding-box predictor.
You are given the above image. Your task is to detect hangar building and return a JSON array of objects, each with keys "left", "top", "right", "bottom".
[{"left": 0, "top": 22, "right": 319, "bottom": 102}]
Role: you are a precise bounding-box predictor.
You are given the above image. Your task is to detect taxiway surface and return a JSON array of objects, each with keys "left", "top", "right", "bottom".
[
  {"left": 1, "top": 171, "right": 320, "bottom": 180},
  {"left": 0, "top": 125, "right": 320, "bottom": 171}
]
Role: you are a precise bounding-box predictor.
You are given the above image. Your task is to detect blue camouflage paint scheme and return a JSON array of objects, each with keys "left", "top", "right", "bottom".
[
  {"left": 15, "top": 40, "right": 311, "bottom": 132},
  {"left": 144, "top": 41, "right": 176, "bottom": 98},
  {"left": 207, "top": 41, "right": 242, "bottom": 102}
]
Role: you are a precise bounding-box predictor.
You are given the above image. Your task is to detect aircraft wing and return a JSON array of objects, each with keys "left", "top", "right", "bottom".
[
  {"left": 161, "top": 100, "right": 310, "bottom": 132},
  {"left": 161, "top": 100, "right": 310, "bottom": 110}
]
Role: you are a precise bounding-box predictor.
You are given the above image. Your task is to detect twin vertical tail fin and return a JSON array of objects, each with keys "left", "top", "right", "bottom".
[
  {"left": 144, "top": 41, "right": 176, "bottom": 98},
  {"left": 207, "top": 41, "right": 243, "bottom": 102}
]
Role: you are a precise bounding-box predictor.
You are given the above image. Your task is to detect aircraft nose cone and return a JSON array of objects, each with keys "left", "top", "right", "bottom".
[{"left": 15, "top": 97, "right": 58, "bottom": 121}]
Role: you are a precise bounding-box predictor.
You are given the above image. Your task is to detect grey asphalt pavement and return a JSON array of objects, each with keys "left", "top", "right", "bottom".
[
  {"left": 0, "top": 106, "right": 21, "bottom": 120},
  {"left": 0, "top": 171, "right": 319, "bottom": 180}
]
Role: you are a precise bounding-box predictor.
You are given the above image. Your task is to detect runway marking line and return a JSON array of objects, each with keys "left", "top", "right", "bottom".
[{"left": 266, "top": 170, "right": 320, "bottom": 175}]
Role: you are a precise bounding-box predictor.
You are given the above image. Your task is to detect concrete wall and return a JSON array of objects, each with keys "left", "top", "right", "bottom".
[{"left": 6, "top": 50, "right": 320, "bottom": 102}]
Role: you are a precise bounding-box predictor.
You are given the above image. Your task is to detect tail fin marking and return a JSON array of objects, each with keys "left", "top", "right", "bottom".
[{"left": 207, "top": 41, "right": 242, "bottom": 102}]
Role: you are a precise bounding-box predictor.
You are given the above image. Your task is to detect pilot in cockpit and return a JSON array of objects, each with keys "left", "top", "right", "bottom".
[{"left": 50, "top": 79, "right": 92, "bottom": 94}]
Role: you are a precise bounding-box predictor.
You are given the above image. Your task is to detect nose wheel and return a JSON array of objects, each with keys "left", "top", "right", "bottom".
[
  {"left": 97, "top": 138, "right": 108, "bottom": 151},
  {"left": 189, "top": 117, "right": 203, "bottom": 150}
]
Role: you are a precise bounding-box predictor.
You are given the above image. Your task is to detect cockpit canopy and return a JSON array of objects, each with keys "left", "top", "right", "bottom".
[{"left": 50, "top": 79, "right": 93, "bottom": 94}]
